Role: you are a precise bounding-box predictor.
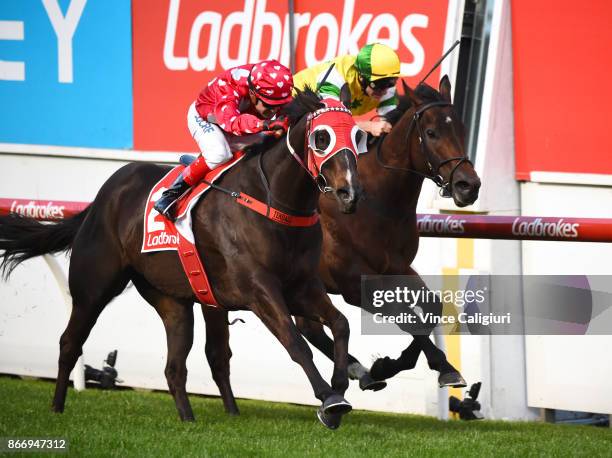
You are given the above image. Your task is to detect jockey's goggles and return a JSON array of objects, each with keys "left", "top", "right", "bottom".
[{"left": 366, "top": 77, "right": 398, "bottom": 91}]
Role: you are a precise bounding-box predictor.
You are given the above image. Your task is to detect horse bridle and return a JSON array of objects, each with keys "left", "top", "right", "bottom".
[
  {"left": 285, "top": 105, "right": 356, "bottom": 194},
  {"left": 256, "top": 108, "right": 348, "bottom": 215},
  {"left": 376, "top": 100, "right": 472, "bottom": 198},
  {"left": 283, "top": 124, "right": 333, "bottom": 194},
  {"left": 205, "top": 107, "right": 356, "bottom": 220}
]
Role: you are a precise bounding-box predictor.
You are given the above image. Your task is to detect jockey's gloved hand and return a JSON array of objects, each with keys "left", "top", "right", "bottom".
[
  {"left": 262, "top": 116, "right": 289, "bottom": 133},
  {"left": 261, "top": 129, "right": 285, "bottom": 139}
]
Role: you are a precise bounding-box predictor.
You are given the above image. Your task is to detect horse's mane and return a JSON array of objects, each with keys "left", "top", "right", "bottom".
[
  {"left": 243, "top": 86, "right": 324, "bottom": 158},
  {"left": 282, "top": 86, "right": 325, "bottom": 124}
]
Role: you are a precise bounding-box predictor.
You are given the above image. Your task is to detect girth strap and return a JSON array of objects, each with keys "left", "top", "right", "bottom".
[{"left": 177, "top": 233, "right": 220, "bottom": 307}]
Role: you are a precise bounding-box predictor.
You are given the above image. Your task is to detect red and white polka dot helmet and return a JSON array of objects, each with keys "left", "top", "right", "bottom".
[{"left": 248, "top": 59, "right": 294, "bottom": 105}]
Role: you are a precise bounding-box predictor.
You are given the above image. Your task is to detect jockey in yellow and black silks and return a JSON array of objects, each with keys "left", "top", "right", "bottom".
[{"left": 293, "top": 43, "right": 403, "bottom": 137}]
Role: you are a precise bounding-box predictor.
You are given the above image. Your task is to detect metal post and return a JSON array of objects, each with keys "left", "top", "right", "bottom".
[{"left": 288, "top": 0, "right": 296, "bottom": 73}]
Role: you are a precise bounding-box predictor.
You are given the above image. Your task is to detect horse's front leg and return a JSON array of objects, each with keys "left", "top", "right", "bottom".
[
  {"left": 248, "top": 273, "right": 352, "bottom": 429},
  {"left": 295, "top": 317, "right": 387, "bottom": 391},
  {"left": 289, "top": 282, "right": 358, "bottom": 429},
  {"left": 289, "top": 282, "right": 351, "bottom": 394},
  {"left": 369, "top": 268, "right": 466, "bottom": 387}
]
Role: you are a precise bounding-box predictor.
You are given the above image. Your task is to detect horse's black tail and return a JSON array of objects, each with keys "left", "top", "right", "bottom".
[{"left": 0, "top": 207, "right": 90, "bottom": 279}]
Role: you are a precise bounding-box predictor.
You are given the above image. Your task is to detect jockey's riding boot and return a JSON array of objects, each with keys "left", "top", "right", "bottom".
[
  {"left": 153, "top": 174, "right": 190, "bottom": 221},
  {"left": 154, "top": 155, "right": 211, "bottom": 221}
]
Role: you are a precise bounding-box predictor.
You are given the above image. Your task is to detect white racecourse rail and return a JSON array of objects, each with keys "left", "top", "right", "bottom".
[{"left": 2, "top": 193, "right": 612, "bottom": 414}]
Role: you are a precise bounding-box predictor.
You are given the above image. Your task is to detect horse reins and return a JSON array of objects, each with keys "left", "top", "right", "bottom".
[
  {"left": 200, "top": 122, "right": 324, "bottom": 226},
  {"left": 204, "top": 103, "right": 360, "bottom": 225},
  {"left": 191, "top": 141, "right": 318, "bottom": 227},
  {"left": 255, "top": 138, "right": 321, "bottom": 218},
  {"left": 375, "top": 100, "right": 472, "bottom": 198}
]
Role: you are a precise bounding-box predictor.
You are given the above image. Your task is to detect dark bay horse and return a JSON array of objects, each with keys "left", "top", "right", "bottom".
[
  {"left": 200, "top": 77, "right": 481, "bottom": 424},
  {"left": 296, "top": 76, "right": 481, "bottom": 391},
  {"left": 0, "top": 90, "right": 363, "bottom": 427}
]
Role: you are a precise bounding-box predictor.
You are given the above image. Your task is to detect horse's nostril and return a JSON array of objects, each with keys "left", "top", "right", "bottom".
[
  {"left": 336, "top": 188, "right": 352, "bottom": 202},
  {"left": 455, "top": 181, "right": 471, "bottom": 192}
]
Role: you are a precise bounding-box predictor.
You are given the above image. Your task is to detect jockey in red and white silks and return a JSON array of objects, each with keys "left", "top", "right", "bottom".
[{"left": 155, "top": 59, "right": 294, "bottom": 221}]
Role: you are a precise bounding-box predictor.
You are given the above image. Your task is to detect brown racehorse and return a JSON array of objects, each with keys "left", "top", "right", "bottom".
[
  {"left": 200, "top": 77, "right": 481, "bottom": 425},
  {"left": 297, "top": 76, "right": 481, "bottom": 391},
  {"left": 0, "top": 89, "right": 363, "bottom": 428}
]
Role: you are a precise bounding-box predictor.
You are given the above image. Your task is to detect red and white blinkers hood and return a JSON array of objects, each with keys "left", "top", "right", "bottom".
[{"left": 306, "top": 98, "right": 367, "bottom": 178}]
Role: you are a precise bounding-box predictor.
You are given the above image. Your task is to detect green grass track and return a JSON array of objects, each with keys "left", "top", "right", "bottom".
[{"left": 0, "top": 376, "right": 610, "bottom": 457}]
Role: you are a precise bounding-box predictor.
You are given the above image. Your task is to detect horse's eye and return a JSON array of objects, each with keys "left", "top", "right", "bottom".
[
  {"left": 426, "top": 129, "right": 436, "bottom": 138},
  {"left": 315, "top": 130, "right": 331, "bottom": 150}
]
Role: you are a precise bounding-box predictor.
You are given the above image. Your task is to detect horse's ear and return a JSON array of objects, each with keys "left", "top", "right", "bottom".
[
  {"left": 340, "top": 83, "right": 352, "bottom": 109},
  {"left": 403, "top": 80, "right": 421, "bottom": 106},
  {"left": 439, "top": 75, "right": 452, "bottom": 103}
]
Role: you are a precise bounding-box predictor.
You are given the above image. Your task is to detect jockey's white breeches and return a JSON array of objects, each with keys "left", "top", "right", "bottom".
[{"left": 187, "top": 102, "right": 233, "bottom": 169}]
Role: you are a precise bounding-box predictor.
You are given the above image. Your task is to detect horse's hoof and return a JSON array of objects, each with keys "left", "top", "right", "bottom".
[
  {"left": 438, "top": 371, "right": 467, "bottom": 388},
  {"left": 370, "top": 356, "right": 396, "bottom": 381},
  {"left": 359, "top": 372, "right": 388, "bottom": 392},
  {"left": 317, "top": 407, "right": 342, "bottom": 430},
  {"left": 322, "top": 394, "right": 352, "bottom": 416},
  {"left": 224, "top": 403, "right": 240, "bottom": 416}
]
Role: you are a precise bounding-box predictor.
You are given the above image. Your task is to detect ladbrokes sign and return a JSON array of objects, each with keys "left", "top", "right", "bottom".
[
  {"left": 132, "top": 0, "right": 449, "bottom": 152},
  {"left": 161, "top": 0, "right": 446, "bottom": 75}
]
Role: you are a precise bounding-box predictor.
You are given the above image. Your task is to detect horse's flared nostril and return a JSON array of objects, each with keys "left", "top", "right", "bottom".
[
  {"left": 454, "top": 181, "right": 471, "bottom": 193},
  {"left": 336, "top": 188, "right": 353, "bottom": 203},
  {"left": 335, "top": 187, "right": 359, "bottom": 213},
  {"left": 455, "top": 180, "right": 481, "bottom": 198},
  {"left": 452, "top": 179, "right": 480, "bottom": 207}
]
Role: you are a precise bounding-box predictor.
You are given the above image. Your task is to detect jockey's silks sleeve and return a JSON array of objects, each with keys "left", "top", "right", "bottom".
[
  {"left": 196, "top": 64, "right": 264, "bottom": 136},
  {"left": 293, "top": 55, "right": 398, "bottom": 117}
]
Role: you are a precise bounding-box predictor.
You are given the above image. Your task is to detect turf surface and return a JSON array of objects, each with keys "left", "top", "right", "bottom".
[{"left": 0, "top": 376, "right": 610, "bottom": 457}]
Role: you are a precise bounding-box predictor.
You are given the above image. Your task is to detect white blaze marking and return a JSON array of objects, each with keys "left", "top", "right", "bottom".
[{"left": 345, "top": 154, "right": 353, "bottom": 186}]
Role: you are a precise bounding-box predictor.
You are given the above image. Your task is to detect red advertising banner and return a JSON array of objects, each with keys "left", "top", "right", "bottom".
[
  {"left": 292, "top": 0, "right": 449, "bottom": 82},
  {"left": 0, "top": 199, "right": 89, "bottom": 221},
  {"left": 132, "top": 0, "right": 449, "bottom": 152},
  {"left": 512, "top": 0, "right": 612, "bottom": 179}
]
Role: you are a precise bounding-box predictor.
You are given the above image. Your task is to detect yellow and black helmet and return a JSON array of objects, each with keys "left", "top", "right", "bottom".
[{"left": 354, "top": 43, "right": 403, "bottom": 81}]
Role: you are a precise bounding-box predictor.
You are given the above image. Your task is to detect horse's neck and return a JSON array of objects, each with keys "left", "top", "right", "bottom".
[
  {"left": 256, "top": 122, "right": 318, "bottom": 215},
  {"left": 363, "top": 110, "right": 424, "bottom": 213}
]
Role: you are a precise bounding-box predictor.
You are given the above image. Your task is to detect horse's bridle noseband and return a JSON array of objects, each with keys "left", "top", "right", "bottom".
[{"left": 376, "top": 100, "right": 472, "bottom": 198}]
